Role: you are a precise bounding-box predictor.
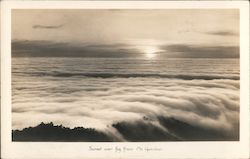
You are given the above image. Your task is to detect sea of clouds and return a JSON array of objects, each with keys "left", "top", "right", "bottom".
[
  {"left": 12, "top": 75, "right": 239, "bottom": 141},
  {"left": 12, "top": 57, "right": 239, "bottom": 141}
]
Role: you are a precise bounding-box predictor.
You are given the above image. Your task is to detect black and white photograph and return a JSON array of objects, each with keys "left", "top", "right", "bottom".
[{"left": 11, "top": 9, "right": 240, "bottom": 142}]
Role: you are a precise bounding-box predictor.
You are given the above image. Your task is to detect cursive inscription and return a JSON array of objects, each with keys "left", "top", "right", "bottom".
[{"left": 88, "top": 146, "right": 162, "bottom": 153}]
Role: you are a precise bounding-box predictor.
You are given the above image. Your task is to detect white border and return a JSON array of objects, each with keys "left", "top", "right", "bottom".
[{"left": 1, "top": 1, "right": 249, "bottom": 159}]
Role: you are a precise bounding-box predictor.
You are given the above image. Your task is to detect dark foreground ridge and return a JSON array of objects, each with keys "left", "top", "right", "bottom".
[
  {"left": 12, "top": 116, "right": 239, "bottom": 142},
  {"left": 12, "top": 122, "right": 113, "bottom": 142}
]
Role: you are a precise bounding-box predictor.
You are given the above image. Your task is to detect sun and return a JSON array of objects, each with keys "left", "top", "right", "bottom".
[{"left": 144, "top": 46, "right": 159, "bottom": 59}]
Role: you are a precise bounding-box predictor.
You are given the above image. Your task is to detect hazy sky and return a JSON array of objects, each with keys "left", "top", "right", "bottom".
[{"left": 12, "top": 9, "right": 239, "bottom": 58}]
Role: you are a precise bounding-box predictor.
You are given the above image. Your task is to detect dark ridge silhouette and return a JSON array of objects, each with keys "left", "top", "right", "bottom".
[
  {"left": 157, "top": 116, "right": 239, "bottom": 141},
  {"left": 12, "top": 122, "right": 114, "bottom": 142},
  {"left": 12, "top": 117, "right": 239, "bottom": 142},
  {"left": 112, "top": 121, "right": 180, "bottom": 141}
]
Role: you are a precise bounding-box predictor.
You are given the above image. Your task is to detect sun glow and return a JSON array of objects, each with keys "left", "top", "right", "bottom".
[{"left": 144, "top": 46, "right": 159, "bottom": 59}]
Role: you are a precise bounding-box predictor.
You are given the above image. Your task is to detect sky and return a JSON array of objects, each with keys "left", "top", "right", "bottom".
[{"left": 12, "top": 9, "right": 239, "bottom": 58}]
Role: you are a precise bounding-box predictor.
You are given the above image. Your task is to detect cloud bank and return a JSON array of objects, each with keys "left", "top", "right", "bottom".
[
  {"left": 12, "top": 56, "right": 239, "bottom": 141},
  {"left": 160, "top": 44, "right": 239, "bottom": 58},
  {"left": 12, "top": 40, "right": 239, "bottom": 58},
  {"left": 12, "top": 75, "right": 239, "bottom": 141}
]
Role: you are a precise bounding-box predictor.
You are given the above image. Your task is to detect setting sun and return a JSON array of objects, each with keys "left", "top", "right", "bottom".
[{"left": 144, "top": 46, "right": 159, "bottom": 59}]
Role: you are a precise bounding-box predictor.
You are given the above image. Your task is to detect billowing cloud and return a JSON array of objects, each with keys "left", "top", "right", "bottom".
[{"left": 12, "top": 73, "right": 239, "bottom": 141}]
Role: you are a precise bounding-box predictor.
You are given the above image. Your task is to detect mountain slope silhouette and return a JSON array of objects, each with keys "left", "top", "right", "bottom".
[{"left": 12, "top": 122, "right": 114, "bottom": 142}]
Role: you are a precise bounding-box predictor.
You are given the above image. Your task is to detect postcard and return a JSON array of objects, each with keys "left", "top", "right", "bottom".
[{"left": 1, "top": 1, "right": 249, "bottom": 159}]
